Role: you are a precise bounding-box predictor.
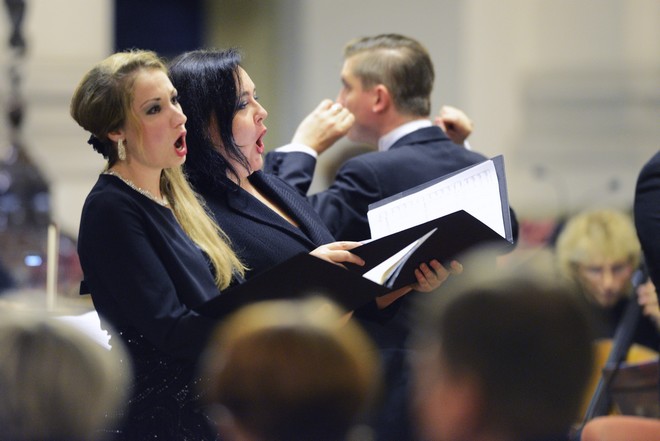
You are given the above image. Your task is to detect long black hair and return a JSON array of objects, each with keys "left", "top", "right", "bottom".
[{"left": 168, "top": 48, "right": 250, "bottom": 189}]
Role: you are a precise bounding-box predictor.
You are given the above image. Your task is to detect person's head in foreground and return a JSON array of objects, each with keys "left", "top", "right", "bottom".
[
  {"left": 199, "top": 296, "right": 381, "bottom": 441},
  {"left": 411, "top": 253, "right": 594, "bottom": 441},
  {"left": 0, "top": 309, "right": 129, "bottom": 441}
]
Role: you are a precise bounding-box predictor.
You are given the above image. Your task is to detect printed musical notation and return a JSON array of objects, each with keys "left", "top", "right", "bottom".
[{"left": 367, "top": 158, "right": 505, "bottom": 240}]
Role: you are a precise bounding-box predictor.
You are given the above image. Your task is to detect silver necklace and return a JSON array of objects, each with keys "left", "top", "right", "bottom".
[{"left": 104, "top": 170, "right": 169, "bottom": 207}]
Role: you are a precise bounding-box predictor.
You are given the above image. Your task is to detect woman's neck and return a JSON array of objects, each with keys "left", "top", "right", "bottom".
[
  {"left": 227, "top": 167, "right": 253, "bottom": 190},
  {"left": 233, "top": 172, "right": 299, "bottom": 227},
  {"left": 109, "top": 162, "right": 164, "bottom": 199}
]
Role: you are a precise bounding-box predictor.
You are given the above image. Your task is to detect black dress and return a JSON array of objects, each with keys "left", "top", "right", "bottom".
[{"left": 78, "top": 174, "right": 225, "bottom": 441}]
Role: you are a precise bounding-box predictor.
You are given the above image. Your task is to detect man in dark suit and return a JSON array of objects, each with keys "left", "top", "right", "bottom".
[
  {"left": 265, "top": 33, "right": 517, "bottom": 441},
  {"left": 266, "top": 31, "right": 517, "bottom": 350},
  {"left": 265, "top": 33, "right": 499, "bottom": 242}
]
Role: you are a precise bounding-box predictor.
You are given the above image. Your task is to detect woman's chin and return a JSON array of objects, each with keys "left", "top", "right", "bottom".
[{"left": 252, "top": 158, "right": 264, "bottom": 172}]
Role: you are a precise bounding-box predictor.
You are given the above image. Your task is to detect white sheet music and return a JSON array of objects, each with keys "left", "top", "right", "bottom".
[
  {"left": 362, "top": 228, "right": 438, "bottom": 285},
  {"left": 367, "top": 159, "right": 505, "bottom": 239}
]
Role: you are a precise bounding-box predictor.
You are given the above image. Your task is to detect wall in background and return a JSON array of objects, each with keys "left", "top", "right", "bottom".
[
  {"left": 205, "top": 0, "right": 659, "bottom": 220},
  {"left": 0, "top": 0, "right": 658, "bottom": 240}
]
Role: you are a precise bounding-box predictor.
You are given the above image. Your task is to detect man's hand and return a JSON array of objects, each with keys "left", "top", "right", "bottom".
[
  {"left": 434, "top": 105, "right": 473, "bottom": 145},
  {"left": 291, "top": 99, "right": 355, "bottom": 154},
  {"left": 637, "top": 279, "right": 660, "bottom": 330}
]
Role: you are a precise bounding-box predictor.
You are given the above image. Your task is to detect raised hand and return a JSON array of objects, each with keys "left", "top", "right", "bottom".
[
  {"left": 291, "top": 99, "right": 355, "bottom": 154},
  {"left": 434, "top": 105, "right": 473, "bottom": 145}
]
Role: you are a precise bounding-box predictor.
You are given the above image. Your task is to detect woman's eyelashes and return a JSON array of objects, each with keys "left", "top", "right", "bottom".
[
  {"left": 146, "top": 102, "right": 161, "bottom": 115},
  {"left": 237, "top": 93, "right": 259, "bottom": 110},
  {"left": 145, "top": 94, "right": 180, "bottom": 115}
]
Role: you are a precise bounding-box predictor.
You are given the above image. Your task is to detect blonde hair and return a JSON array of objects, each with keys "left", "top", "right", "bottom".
[
  {"left": 163, "top": 168, "right": 244, "bottom": 287},
  {"left": 200, "top": 297, "right": 380, "bottom": 441},
  {"left": 70, "top": 50, "right": 244, "bottom": 288},
  {"left": 555, "top": 209, "right": 641, "bottom": 282}
]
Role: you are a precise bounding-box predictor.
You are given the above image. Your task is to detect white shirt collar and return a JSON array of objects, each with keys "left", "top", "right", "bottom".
[{"left": 377, "top": 119, "right": 433, "bottom": 152}]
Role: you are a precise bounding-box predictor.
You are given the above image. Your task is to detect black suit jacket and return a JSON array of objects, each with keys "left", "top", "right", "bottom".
[
  {"left": 266, "top": 125, "right": 517, "bottom": 242},
  {"left": 634, "top": 150, "right": 660, "bottom": 287},
  {"left": 195, "top": 170, "right": 336, "bottom": 278},
  {"left": 265, "top": 126, "right": 519, "bottom": 340}
]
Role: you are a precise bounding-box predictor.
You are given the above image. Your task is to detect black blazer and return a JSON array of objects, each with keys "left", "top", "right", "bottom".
[
  {"left": 195, "top": 170, "right": 336, "bottom": 278},
  {"left": 266, "top": 125, "right": 517, "bottom": 242},
  {"left": 635, "top": 150, "right": 660, "bottom": 288}
]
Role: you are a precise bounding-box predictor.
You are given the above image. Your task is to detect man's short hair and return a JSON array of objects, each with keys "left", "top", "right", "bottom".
[
  {"left": 344, "top": 33, "right": 434, "bottom": 117},
  {"left": 413, "top": 252, "right": 594, "bottom": 439}
]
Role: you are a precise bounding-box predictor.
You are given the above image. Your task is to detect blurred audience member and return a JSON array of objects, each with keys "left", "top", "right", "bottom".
[
  {"left": 0, "top": 306, "right": 130, "bottom": 441},
  {"left": 581, "top": 415, "right": 660, "bottom": 441},
  {"left": 199, "top": 296, "right": 381, "bottom": 441},
  {"left": 555, "top": 209, "right": 660, "bottom": 351},
  {"left": 411, "top": 255, "right": 594, "bottom": 441}
]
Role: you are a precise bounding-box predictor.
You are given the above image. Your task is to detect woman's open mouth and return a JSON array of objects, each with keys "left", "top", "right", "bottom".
[
  {"left": 175, "top": 133, "right": 187, "bottom": 157},
  {"left": 256, "top": 130, "right": 266, "bottom": 154}
]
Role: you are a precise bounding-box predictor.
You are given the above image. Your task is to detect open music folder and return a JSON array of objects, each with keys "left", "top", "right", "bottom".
[
  {"left": 346, "top": 155, "right": 514, "bottom": 289},
  {"left": 196, "top": 155, "right": 514, "bottom": 318},
  {"left": 195, "top": 253, "right": 391, "bottom": 318}
]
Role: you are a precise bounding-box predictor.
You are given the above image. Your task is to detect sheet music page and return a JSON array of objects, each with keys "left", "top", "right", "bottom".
[
  {"left": 362, "top": 240, "right": 419, "bottom": 285},
  {"left": 367, "top": 159, "right": 504, "bottom": 239},
  {"left": 361, "top": 228, "right": 437, "bottom": 285}
]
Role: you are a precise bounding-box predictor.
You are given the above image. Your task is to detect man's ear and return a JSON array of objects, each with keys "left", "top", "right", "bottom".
[{"left": 372, "top": 84, "right": 391, "bottom": 114}]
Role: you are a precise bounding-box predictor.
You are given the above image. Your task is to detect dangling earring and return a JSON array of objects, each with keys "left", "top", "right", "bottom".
[{"left": 117, "top": 139, "right": 126, "bottom": 161}]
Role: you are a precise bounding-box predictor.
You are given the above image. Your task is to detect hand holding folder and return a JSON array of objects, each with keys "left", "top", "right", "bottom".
[
  {"left": 196, "top": 156, "right": 514, "bottom": 318},
  {"left": 195, "top": 253, "right": 391, "bottom": 318},
  {"left": 347, "top": 155, "right": 514, "bottom": 289}
]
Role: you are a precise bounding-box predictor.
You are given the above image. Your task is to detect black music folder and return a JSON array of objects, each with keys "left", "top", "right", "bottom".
[
  {"left": 195, "top": 253, "right": 390, "bottom": 319},
  {"left": 196, "top": 155, "right": 513, "bottom": 317}
]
